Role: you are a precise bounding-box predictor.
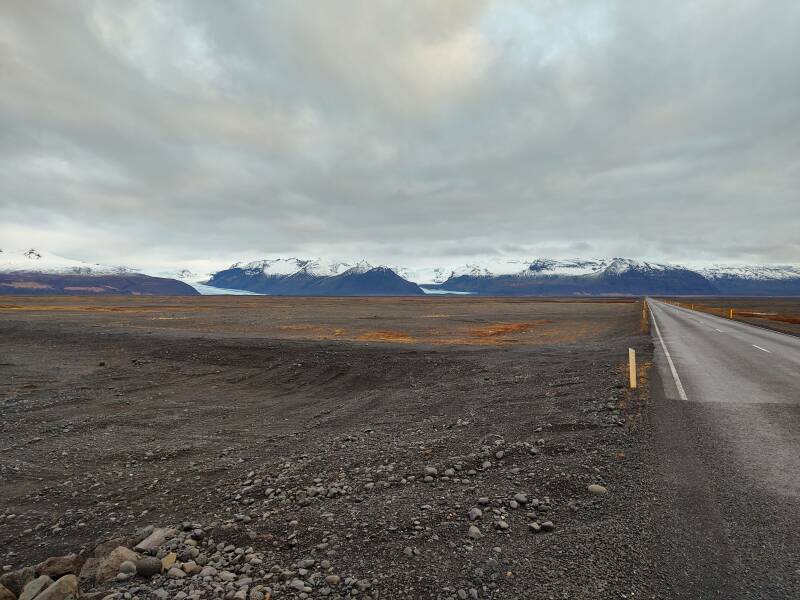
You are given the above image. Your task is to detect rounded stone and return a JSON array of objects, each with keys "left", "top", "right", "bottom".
[
  {"left": 118, "top": 560, "right": 137, "bottom": 575},
  {"left": 588, "top": 484, "right": 608, "bottom": 496},
  {"left": 134, "top": 557, "right": 162, "bottom": 578}
]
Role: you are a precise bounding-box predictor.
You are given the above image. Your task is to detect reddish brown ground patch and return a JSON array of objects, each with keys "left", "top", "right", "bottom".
[
  {"left": 357, "top": 330, "right": 417, "bottom": 343},
  {"left": 471, "top": 320, "right": 552, "bottom": 337}
]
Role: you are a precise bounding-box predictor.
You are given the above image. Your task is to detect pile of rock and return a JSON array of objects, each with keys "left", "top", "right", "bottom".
[{"left": 1, "top": 522, "right": 374, "bottom": 600}]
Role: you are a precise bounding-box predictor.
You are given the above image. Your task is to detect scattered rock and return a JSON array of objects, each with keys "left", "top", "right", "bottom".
[
  {"left": 468, "top": 507, "right": 483, "bottom": 521},
  {"left": 160, "top": 552, "right": 177, "bottom": 571},
  {"left": 468, "top": 525, "right": 483, "bottom": 539},
  {"left": 588, "top": 484, "right": 608, "bottom": 496}
]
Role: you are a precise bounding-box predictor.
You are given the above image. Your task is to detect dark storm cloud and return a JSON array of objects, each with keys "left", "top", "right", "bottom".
[{"left": 1, "top": 0, "right": 799, "bottom": 270}]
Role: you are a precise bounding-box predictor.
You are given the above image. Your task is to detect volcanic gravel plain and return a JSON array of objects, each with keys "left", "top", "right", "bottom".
[{"left": 1, "top": 296, "right": 656, "bottom": 600}]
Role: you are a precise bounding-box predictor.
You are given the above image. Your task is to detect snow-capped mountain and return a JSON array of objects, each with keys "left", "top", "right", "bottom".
[
  {"left": 425, "top": 257, "right": 716, "bottom": 296},
  {"left": 207, "top": 258, "right": 424, "bottom": 296},
  {"left": 694, "top": 264, "right": 800, "bottom": 295},
  {"left": 204, "top": 256, "right": 800, "bottom": 296},
  {"left": 232, "top": 258, "right": 360, "bottom": 278},
  {"left": 0, "top": 247, "right": 132, "bottom": 276},
  {"left": 0, "top": 248, "right": 199, "bottom": 296},
  {"left": 421, "top": 257, "right": 800, "bottom": 296},
  {"left": 698, "top": 264, "right": 800, "bottom": 281}
]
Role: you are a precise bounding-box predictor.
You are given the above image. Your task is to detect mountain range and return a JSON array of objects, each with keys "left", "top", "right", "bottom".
[
  {"left": 205, "top": 256, "right": 800, "bottom": 296},
  {"left": 0, "top": 248, "right": 199, "bottom": 296},
  {"left": 207, "top": 258, "right": 424, "bottom": 295},
  {"left": 3, "top": 249, "right": 800, "bottom": 297}
]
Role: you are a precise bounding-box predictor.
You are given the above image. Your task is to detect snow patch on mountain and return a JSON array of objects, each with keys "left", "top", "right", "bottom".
[
  {"left": 0, "top": 248, "right": 132, "bottom": 276},
  {"left": 233, "top": 258, "right": 371, "bottom": 278},
  {"left": 697, "top": 264, "right": 800, "bottom": 281}
]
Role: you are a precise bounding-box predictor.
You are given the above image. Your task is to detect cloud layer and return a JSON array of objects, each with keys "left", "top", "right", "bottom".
[{"left": 1, "top": 1, "right": 799, "bottom": 270}]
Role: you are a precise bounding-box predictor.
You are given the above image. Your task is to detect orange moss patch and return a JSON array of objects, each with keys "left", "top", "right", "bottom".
[
  {"left": 357, "top": 330, "right": 416, "bottom": 343},
  {"left": 471, "top": 321, "right": 552, "bottom": 337},
  {"left": 279, "top": 324, "right": 347, "bottom": 338}
]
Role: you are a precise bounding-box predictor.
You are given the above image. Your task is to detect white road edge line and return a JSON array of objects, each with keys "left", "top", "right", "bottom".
[
  {"left": 649, "top": 301, "right": 689, "bottom": 401},
  {"left": 752, "top": 344, "right": 771, "bottom": 353}
]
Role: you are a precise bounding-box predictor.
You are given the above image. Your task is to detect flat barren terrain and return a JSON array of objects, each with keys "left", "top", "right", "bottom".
[{"left": 1, "top": 297, "right": 653, "bottom": 599}]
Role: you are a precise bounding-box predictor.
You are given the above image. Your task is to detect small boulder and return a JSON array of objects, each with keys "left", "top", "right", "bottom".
[
  {"left": 19, "top": 575, "right": 54, "bottom": 600},
  {"left": 94, "top": 537, "right": 133, "bottom": 559},
  {"left": 181, "top": 561, "right": 199, "bottom": 575},
  {"left": 160, "top": 552, "right": 177, "bottom": 571},
  {"left": 167, "top": 566, "right": 186, "bottom": 579},
  {"left": 96, "top": 547, "right": 139, "bottom": 583},
  {"left": 118, "top": 561, "right": 137, "bottom": 575},
  {"left": 34, "top": 575, "right": 79, "bottom": 600},
  {"left": 134, "top": 557, "right": 162, "bottom": 578},
  {"left": 134, "top": 528, "right": 175, "bottom": 553},
  {"left": 0, "top": 584, "right": 15, "bottom": 600},
  {"left": 36, "top": 555, "right": 85, "bottom": 578},
  {"left": 0, "top": 567, "right": 35, "bottom": 596},
  {"left": 78, "top": 558, "right": 98, "bottom": 583}
]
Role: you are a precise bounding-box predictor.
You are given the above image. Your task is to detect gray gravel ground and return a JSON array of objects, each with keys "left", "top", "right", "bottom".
[{"left": 1, "top": 301, "right": 656, "bottom": 599}]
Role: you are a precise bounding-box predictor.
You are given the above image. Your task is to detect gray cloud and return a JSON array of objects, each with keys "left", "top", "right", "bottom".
[{"left": 1, "top": 0, "right": 799, "bottom": 271}]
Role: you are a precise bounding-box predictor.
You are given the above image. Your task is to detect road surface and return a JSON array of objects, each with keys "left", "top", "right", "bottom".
[{"left": 646, "top": 299, "right": 800, "bottom": 598}]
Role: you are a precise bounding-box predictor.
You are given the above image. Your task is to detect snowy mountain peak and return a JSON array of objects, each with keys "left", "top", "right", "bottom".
[
  {"left": 345, "top": 260, "right": 374, "bottom": 274},
  {"left": 698, "top": 264, "right": 800, "bottom": 281},
  {"left": 234, "top": 257, "right": 360, "bottom": 278},
  {"left": 0, "top": 247, "right": 131, "bottom": 276}
]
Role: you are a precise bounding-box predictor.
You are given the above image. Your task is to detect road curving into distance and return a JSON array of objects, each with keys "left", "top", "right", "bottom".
[{"left": 646, "top": 298, "right": 800, "bottom": 598}]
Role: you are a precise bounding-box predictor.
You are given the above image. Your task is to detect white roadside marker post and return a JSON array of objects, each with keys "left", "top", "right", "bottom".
[{"left": 629, "top": 348, "right": 637, "bottom": 389}]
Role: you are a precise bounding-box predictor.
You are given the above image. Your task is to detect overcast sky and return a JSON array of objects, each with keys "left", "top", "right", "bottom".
[{"left": 1, "top": 1, "right": 799, "bottom": 272}]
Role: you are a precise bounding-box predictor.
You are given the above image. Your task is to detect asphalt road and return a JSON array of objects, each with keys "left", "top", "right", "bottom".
[{"left": 646, "top": 298, "right": 800, "bottom": 598}]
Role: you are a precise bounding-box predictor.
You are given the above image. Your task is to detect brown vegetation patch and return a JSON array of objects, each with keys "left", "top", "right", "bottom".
[
  {"left": 357, "top": 330, "right": 416, "bottom": 343},
  {"left": 738, "top": 312, "right": 800, "bottom": 324},
  {"left": 471, "top": 320, "right": 553, "bottom": 337}
]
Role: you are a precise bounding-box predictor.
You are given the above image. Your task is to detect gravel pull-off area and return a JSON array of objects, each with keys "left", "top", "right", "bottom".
[{"left": 0, "top": 298, "right": 653, "bottom": 599}]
